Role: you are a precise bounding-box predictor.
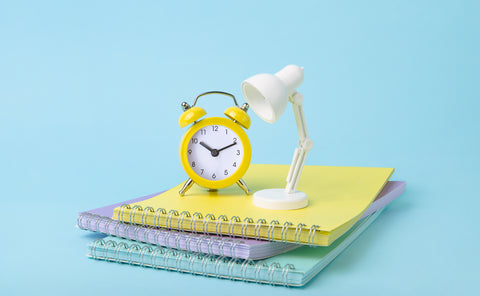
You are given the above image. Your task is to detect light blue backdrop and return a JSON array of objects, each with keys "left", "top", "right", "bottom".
[{"left": 1, "top": 0, "right": 478, "bottom": 295}]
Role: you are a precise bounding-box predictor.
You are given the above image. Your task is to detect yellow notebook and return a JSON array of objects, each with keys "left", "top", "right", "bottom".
[{"left": 113, "top": 164, "right": 394, "bottom": 246}]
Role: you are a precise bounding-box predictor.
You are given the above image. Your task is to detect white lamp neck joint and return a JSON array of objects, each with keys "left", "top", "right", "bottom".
[{"left": 289, "top": 92, "right": 304, "bottom": 105}]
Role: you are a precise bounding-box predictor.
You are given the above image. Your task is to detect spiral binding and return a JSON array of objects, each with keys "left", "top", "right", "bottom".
[
  {"left": 254, "top": 262, "right": 269, "bottom": 284},
  {"left": 144, "top": 227, "right": 155, "bottom": 242},
  {"left": 178, "top": 211, "right": 191, "bottom": 231},
  {"left": 166, "top": 209, "right": 179, "bottom": 230},
  {"left": 90, "top": 238, "right": 103, "bottom": 258},
  {"left": 240, "top": 259, "right": 254, "bottom": 280},
  {"left": 90, "top": 238, "right": 298, "bottom": 286},
  {"left": 241, "top": 218, "right": 253, "bottom": 239},
  {"left": 184, "top": 233, "right": 194, "bottom": 251},
  {"left": 206, "top": 236, "right": 217, "bottom": 254},
  {"left": 190, "top": 212, "right": 203, "bottom": 234},
  {"left": 308, "top": 225, "right": 320, "bottom": 245},
  {"left": 151, "top": 247, "right": 166, "bottom": 267},
  {"left": 114, "top": 242, "right": 128, "bottom": 261},
  {"left": 153, "top": 228, "right": 163, "bottom": 246},
  {"left": 140, "top": 246, "right": 153, "bottom": 266},
  {"left": 78, "top": 212, "right": 255, "bottom": 258},
  {"left": 94, "top": 215, "right": 102, "bottom": 232},
  {"left": 294, "top": 223, "right": 306, "bottom": 244},
  {"left": 267, "top": 220, "right": 279, "bottom": 241},
  {"left": 130, "top": 205, "right": 143, "bottom": 224},
  {"left": 195, "top": 235, "right": 208, "bottom": 253},
  {"left": 280, "top": 222, "right": 293, "bottom": 242},
  {"left": 201, "top": 255, "right": 211, "bottom": 276},
  {"left": 227, "top": 257, "right": 238, "bottom": 279},
  {"left": 113, "top": 219, "right": 123, "bottom": 237},
  {"left": 118, "top": 204, "right": 131, "bottom": 223},
  {"left": 133, "top": 224, "right": 143, "bottom": 241},
  {"left": 174, "top": 232, "right": 183, "bottom": 250},
  {"left": 142, "top": 207, "right": 155, "bottom": 226},
  {"left": 103, "top": 217, "right": 113, "bottom": 234},
  {"left": 104, "top": 240, "right": 117, "bottom": 261},
  {"left": 254, "top": 219, "right": 266, "bottom": 240},
  {"left": 215, "top": 256, "right": 227, "bottom": 277},
  {"left": 281, "top": 264, "right": 296, "bottom": 287},
  {"left": 216, "top": 215, "right": 228, "bottom": 235},
  {"left": 217, "top": 238, "right": 232, "bottom": 257},
  {"left": 188, "top": 252, "right": 201, "bottom": 272},
  {"left": 163, "top": 249, "right": 177, "bottom": 271},
  {"left": 163, "top": 230, "right": 173, "bottom": 247},
  {"left": 228, "top": 216, "right": 240, "bottom": 237},
  {"left": 81, "top": 201, "right": 324, "bottom": 246},
  {"left": 175, "top": 251, "right": 189, "bottom": 270},
  {"left": 127, "top": 243, "right": 140, "bottom": 263},
  {"left": 203, "top": 214, "right": 215, "bottom": 234},
  {"left": 229, "top": 239, "right": 244, "bottom": 257},
  {"left": 153, "top": 208, "right": 167, "bottom": 228},
  {"left": 268, "top": 262, "right": 281, "bottom": 284},
  {"left": 123, "top": 223, "right": 133, "bottom": 238}
]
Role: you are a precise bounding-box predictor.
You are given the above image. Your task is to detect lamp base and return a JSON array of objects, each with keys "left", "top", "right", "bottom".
[{"left": 252, "top": 188, "right": 308, "bottom": 210}]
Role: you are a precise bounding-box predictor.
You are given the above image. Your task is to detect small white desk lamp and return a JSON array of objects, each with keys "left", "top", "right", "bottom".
[{"left": 241, "top": 65, "right": 313, "bottom": 210}]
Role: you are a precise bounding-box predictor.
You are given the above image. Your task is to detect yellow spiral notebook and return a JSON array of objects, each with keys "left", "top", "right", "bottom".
[{"left": 112, "top": 164, "right": 393, "bottom": 246}]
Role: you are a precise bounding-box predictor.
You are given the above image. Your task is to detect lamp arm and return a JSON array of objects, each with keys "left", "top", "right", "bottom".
[
  {"left": 285, "top": 92, "right": 313, "bottom": 194},
  {"left": 290, "top": 93, "right": 309, "bottom": 143}
]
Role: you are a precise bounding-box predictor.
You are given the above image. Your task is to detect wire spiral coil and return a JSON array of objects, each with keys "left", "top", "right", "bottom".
[
  {"left": 90, "top": 238, "right": 298, "bottom": 286},
  {"left": 79, "top": 205, "right": 322, "bottom": 246}
]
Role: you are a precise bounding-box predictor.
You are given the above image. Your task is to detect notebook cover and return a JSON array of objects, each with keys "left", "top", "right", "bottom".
[
  {"left": 88, "top": 208, "right": 385, "bottom": 286},
  {"left": 78, "top": 181, "right": 405, "bottom": 259},
  {"left": 111, "top": 164, "right": 394, "bottom": 246}
]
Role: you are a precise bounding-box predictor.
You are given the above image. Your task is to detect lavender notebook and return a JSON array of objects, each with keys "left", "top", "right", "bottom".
[{"left": 77, "top": 181, "right": 405, "bottom": 259}]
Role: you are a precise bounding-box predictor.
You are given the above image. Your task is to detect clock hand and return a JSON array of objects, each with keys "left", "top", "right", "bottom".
[
  {"left": 217, "top": 141, "right": 237, "bottom": 152},
  {"left": 199, "top": 141, "right": 213, "bottom": 152},
  {"left": 199, "top": 141, "right": 219, "bottom": 157}
]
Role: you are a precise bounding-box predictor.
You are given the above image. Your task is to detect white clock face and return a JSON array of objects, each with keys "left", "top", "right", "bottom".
[{"left": 186, "top": 124, "right": 244, "bottom": 181}]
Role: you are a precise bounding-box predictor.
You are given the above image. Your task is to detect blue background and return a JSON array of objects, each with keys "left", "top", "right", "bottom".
[{"left": 1, "top": 0, "right": 478, "bottom": 295}]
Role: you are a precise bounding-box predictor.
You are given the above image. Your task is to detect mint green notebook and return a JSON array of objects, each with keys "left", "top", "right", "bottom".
[{"left": 87, "top": 208, "right": 384, "bottom": 286}]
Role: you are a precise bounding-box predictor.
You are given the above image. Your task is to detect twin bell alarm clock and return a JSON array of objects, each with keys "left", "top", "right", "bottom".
[{"left": 178, "top": 91, "right": 252, "bottom": 196}]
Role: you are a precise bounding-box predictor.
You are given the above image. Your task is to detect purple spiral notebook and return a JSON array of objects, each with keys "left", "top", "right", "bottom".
[{"left": 77, "top": 181, "right": 405, "bottom": 259}]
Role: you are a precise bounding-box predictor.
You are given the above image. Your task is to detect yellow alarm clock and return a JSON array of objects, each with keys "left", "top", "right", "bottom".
[{"left": 178, "top": 91, "right": 252, "bottom": 196}]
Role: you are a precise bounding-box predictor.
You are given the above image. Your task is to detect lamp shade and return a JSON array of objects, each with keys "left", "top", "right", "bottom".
[{"left": 241, "top": 65, "right": 304, "bottom": 123}]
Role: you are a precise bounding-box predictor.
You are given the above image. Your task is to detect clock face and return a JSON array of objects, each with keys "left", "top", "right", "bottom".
[{"left": 186, "top": 124, "right": 244, "bottom": 181}]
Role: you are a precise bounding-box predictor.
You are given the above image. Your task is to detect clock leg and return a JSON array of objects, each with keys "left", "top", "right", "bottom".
[
  {"left": 236, "top": 179, "right": 250, "bottom": 195},
  {"left": 179, "top": 178, "right": 194, "bottom": 196}
]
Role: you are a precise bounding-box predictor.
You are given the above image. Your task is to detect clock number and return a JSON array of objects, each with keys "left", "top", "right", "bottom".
[
  {"left": 225, "top": 129, "right": 228, "bottom": 135},
  {"left": 233, "top": 137, "right": 237, "bottom": 143},
  {"left": 200, "top": 169, "right": 204, "bottom": 175},
  {"left": 212, "top": 173, "right": 216, "bottom": 179},
  {"left": 188, "top": 149, "right": 192, "bottom": 155},
  {"left": 236, "top": 150, "right": 240, "bottom": 155},
  {"left": 233, "top": 162, "right": 237, "bottom": 167},
  {"left": 200, "top": 129, "right": 207, "bottom": 135},
  {"left": 191, "top": 161, "right": 196, "bottom": 167},
  {"left": 224, "top": 170, "right": 228, "bottom": 175},
  {"left": 191, "top": 138, "right": 198, "bottom": 144},
  {"left": 212, "top": 125, "right": 218, "bottom": 132}
]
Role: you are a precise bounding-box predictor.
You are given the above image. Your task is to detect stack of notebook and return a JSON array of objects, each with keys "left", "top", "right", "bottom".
[{"left": 77, "top": 164, "right": 405, "bottom": 286}]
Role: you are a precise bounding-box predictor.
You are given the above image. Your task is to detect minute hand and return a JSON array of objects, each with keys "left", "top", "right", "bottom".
[{"left": 218, "top": 142, "right": 237, "bottom": 152}]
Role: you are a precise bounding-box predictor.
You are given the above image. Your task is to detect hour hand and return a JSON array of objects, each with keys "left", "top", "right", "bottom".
[
  {"left": 199, "top": 141, "right": 214, "bottom": 152},
  {"left": 200, "top": 141, "right": 219, "bottom": 157}
]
